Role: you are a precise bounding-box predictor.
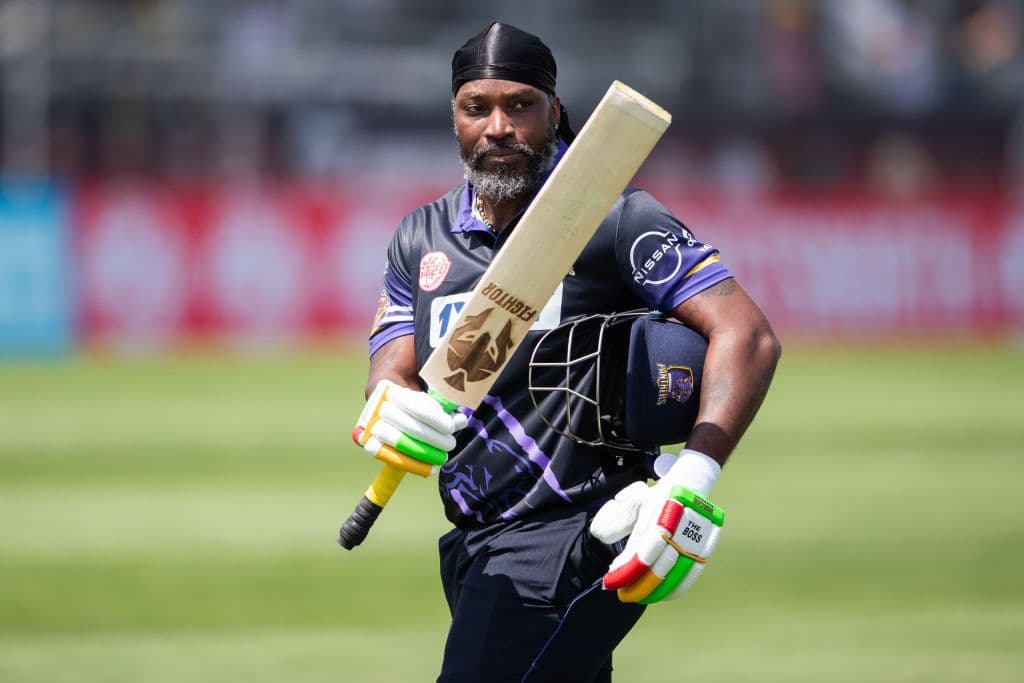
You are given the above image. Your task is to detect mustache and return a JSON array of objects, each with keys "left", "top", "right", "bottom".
[{"left": 468, "top": 141, "right": 537, "bottom": 167}]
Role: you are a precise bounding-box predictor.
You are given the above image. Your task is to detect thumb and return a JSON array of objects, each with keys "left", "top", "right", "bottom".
[{"left": 589, "top": 481, "right": 650, "bottom": 544}]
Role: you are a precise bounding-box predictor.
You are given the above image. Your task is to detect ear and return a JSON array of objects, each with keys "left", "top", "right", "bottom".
[{"left": 550, "top": 95, "right": 561, "bottom": 128}]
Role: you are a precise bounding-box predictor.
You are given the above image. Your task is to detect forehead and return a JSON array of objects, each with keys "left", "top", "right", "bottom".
[{"left": 455, "top": 79, "right": 548, "bottom": 101}]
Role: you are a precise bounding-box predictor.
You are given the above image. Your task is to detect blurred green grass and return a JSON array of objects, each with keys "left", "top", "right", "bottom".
[{"left": 1, "top": 344, "right": 1022, "bottom": 682}]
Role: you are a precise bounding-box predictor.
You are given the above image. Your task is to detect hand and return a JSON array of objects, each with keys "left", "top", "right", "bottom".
[
  {"left": 353, "top": 380, "right": 467, "bottom": 476},
  {"left": 590, "top": 449, "right": 725, "bottom": 603}
]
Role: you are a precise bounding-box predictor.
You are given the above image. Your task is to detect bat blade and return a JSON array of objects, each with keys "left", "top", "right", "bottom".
[
  {"left": 339, "top": 81, "right": 671, "bottom": 550},
  {"left": 422, "top": 80, "right": 672, "bottom": 409}
]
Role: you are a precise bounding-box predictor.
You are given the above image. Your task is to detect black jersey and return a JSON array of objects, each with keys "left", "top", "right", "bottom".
[{"left": 369, "top": 153, "right": 731, "bottom": 529}]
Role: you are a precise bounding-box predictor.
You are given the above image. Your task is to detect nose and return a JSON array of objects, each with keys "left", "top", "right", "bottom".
[{"left": 483, "top": 107, "right": 515, "bottom": 143}]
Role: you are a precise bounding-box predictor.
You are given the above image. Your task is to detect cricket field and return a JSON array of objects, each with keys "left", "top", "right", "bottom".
[{"left": 1, "top": 343, "right": 1022, "bottom": 682}]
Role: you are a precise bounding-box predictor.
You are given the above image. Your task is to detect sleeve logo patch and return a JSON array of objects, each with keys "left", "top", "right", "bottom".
[
  {"left": 629, "top": 230, "right": 683, "bottom": 286},
  {"left": 419, "top": 251, "right": 451, "bottom": 292},
  {"left": 370, "top": 289, "right": 389, "bottom": 335}
]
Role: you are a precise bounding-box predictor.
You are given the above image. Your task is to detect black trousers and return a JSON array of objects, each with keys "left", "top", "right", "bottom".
[{"left": 437, "top": 510, "right": 645, "bottom": 682}]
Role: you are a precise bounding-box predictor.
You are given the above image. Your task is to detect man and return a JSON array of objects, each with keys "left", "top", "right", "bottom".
[{"left": 361, "top": 23, "right": 780, "bottom": 682}]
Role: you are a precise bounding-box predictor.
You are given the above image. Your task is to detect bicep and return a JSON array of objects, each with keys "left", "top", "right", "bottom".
[
  {"left": 366, "top": 334, "right": 421, "bottom": 397},
  {"left": 670, "top": 279, "right": 781, "bottom": 462},
  {"left": 671, "top": 278, "right": 772, "bottom": 339}
]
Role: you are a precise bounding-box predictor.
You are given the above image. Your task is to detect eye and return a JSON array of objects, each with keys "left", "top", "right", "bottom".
[
  {"left": 513, "top": 100, "right": 534, "bottom": 111},
  {"left": 463, "top": 103, "right": 487, "bottom": 116}
]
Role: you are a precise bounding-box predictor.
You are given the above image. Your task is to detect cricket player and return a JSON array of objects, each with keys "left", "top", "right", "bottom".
[{"left": 360, "top": 23, "right": 781, "bottom": 682}]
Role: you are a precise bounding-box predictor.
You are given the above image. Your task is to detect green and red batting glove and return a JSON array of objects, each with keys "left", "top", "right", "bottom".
[
  {"left": 352, "top": 379, "right": 466, "bottom": 478},
  {"left": 590, "top": 449, "right": 725, "bottom": 604}
]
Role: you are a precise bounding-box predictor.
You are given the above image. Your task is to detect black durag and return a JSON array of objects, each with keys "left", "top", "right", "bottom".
[{"left": 451, "top": 22, "right": 576, "bottom": 143}]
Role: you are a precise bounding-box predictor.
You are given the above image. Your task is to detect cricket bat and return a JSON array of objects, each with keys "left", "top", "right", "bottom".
[{"left": 338, "top": 81, "right": 671, "bottom": 549}]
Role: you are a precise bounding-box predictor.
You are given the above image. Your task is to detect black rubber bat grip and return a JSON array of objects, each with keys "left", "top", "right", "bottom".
[{"left": 338, "top": 496, "right": 382, "bottom": 550}]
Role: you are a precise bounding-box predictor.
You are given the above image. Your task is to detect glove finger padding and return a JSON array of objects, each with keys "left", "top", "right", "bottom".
[
  {"left": 600, "top": 486, "right": 724, "bottom": 604},
  {"left": 354, "top": 380, "right": 467, "bottom": 472},
  {"left": 378, "top": 402, "right": 458, "bottom": 451},
  {"left": 385, "top": 383, "right": 468, "bottom": 435}
]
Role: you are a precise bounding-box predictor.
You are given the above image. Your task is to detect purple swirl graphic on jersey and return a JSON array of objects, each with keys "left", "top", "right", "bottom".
[
  {"left": 449, "top": 488, "right": 484, "bottom": 524},
  {"left": 481, "top": 394, "right": 572, "bottom": 503}
]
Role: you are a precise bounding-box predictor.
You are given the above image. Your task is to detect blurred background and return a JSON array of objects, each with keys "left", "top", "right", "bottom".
[
  {"left": 1, "top": 0, "right": 1023, "bottom": 351},
  {"left": 1, "top": 1, "right": 1022, "bottom": 682}
]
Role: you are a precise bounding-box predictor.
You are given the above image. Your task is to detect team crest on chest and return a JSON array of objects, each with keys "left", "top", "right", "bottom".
[{"left": 419, "top": 251, "right": 451, "bottom": 292}]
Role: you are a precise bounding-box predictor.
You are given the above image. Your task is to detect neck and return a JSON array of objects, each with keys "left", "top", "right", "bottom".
[{"left": 478, "top": 194, "right": 529, "bottom": 235}]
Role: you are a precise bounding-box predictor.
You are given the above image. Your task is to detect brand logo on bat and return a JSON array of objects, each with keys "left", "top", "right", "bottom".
[
  {"left": 480, "top": 282, "right": 539, "bottom": 322},
  {"left": 443, "top": 307, "right": 515, "bottom": 391},
  {"left": 656, "top": 363, "right": 694, "bottom": 406}
]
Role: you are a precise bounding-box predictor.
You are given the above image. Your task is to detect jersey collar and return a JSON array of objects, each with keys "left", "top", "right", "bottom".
[{"left": 453, "top": 139, "right": 569, "bottom": 234}]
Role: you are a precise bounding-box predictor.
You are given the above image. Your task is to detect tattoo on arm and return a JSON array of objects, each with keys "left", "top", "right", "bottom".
[
  {"left": 704, "top": 279, "right": 737, "bottom": 297},
  {"left": 372, "top": 341, "right": 403, "bottom": 368},
  {"left": 677, "top": 278, "right": 736, "bottom": 317},
  {"left": 703, "top": 376, "right": 731, "bottom": 411}
]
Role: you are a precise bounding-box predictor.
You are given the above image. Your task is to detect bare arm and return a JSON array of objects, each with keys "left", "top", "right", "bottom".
[
  {"left": 672, "top": 278, "right": 781, "bottom": 467},
  {"left": 365, "top": 335, "right": 422, "bottom": 398}
]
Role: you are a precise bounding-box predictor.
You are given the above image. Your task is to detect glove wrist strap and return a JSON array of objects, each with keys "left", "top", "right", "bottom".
[{"left": 653, "top": 448, "right": 721, "bottom": 497}]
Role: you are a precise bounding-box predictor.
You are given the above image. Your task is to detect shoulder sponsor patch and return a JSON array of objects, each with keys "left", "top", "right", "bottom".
[
  {"left": 629, "top": 230, "right": 683, "bottom": 286},
  {"left": 419, "top": 251, "right": 451, "bottom": 292}
]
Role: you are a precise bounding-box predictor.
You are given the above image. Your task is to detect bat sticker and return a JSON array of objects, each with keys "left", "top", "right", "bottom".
[{"left": 443, "top": 307, "right": 515, "bottom": 390}]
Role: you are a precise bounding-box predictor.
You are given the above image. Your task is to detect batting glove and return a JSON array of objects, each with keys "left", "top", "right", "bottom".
[
  {"left": 590, "top": 449, "right": 725, "bottom": 604},
  {"left": 352, "top": 380, "right": 467, "bottom": 477}
]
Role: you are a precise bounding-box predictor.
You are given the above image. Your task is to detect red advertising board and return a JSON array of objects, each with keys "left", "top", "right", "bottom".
[
  {"left": 75, "top": 179, "right": 449, "bottom": 348},
  {"left": 654, "top": 186, "right": 1022, "bottom": 333},
  {"left": 74, "top": 180, "right": 1024, "bottom": 349}
]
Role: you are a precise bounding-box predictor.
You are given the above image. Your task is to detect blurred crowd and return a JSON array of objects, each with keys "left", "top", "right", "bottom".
[{"left": 2, "top": 0, "right": 1024, "bottom": 192}]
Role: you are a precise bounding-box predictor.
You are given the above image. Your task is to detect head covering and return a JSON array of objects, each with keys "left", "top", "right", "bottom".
[{"left": 451, "top": 22, "right": 576, "bottom": 143}]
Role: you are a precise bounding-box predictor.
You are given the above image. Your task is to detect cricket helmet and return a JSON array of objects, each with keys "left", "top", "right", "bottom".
[{"left": 528, "top": 310, "right": 707, "bottom": 452}]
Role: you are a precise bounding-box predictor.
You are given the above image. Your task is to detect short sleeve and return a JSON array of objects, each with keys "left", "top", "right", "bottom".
[
  {"left": 614, "top": 190, "right": 732, "bottom": 312},
  {"left": 368, "top": 226, "right": 415, "bottom": 356}
]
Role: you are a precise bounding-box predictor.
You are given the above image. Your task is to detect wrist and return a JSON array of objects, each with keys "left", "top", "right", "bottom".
[{"left": 652, "top": 448, "right": 721, "bottom": 497}]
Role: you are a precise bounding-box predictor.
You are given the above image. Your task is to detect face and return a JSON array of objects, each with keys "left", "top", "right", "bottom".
[{"left": 453, "top": 79, "right": 561, "bottom": 202}]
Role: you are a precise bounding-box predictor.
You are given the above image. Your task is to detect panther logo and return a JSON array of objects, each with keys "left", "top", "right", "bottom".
[
  {"left": 443, "top": 307, "right": 515, "bottom": 391},
  {"left": 656, "top": 363, "right": 694, "bottom": 406}
]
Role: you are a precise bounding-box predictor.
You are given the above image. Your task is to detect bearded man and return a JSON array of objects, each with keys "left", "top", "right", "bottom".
[{"left": 359, "top": 22, "right": 780, "bottom": 682}]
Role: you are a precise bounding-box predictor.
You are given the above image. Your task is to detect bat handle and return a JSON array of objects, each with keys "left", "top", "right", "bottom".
[{"left": 337, "top": 464, "right": 406, "bottom": 550}]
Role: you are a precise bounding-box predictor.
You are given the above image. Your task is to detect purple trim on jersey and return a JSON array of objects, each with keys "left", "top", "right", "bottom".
[
  {"left": 369, "top": 256, "right": 416, "bottom": 355},
  {"left": 481, "top": 394, "right": 572, "bottom": 504},
  {"left": 460, "top": 409, "right": 492, "bottom": 441},
  {"left": 452, "top": 139, "right": 569, "bottom": 234},
  {"left": 664, "top": 262, "right": 733, "bottom": 312},
  {"left": 368, "top": 325, "right": 413, "bottom": 357}
]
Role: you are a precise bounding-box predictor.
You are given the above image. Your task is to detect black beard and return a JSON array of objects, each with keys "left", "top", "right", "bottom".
[{"left": 456, "top": 125, "right": 559, "bottom": 203}]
